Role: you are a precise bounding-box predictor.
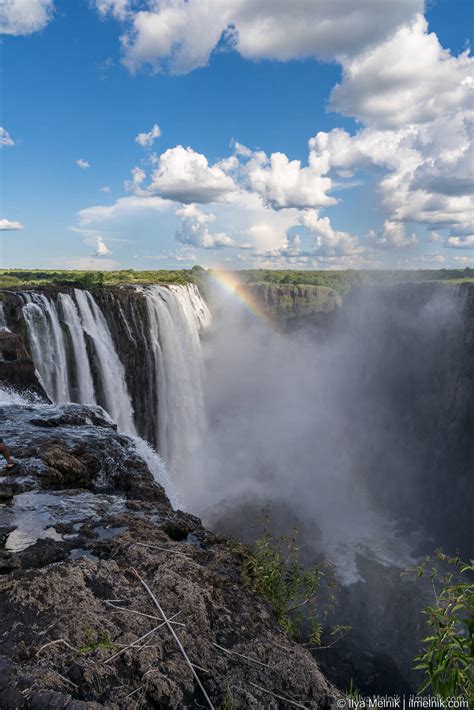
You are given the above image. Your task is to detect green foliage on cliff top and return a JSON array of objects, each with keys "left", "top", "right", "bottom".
[
  {"left": 0, "top": 266, "right": 472, "bottom": 294},
  {"left": 0, "top": 268, "right": 192, "bottom": 289}
]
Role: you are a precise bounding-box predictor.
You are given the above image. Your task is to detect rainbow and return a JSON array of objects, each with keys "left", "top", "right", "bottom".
[{"left": 208, "top": 269, "right": 278, "bottom": 329}]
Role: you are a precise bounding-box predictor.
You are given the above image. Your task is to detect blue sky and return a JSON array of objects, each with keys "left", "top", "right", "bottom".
[{"left": 0, "top": 0, "right": 473, "bottom": 271}]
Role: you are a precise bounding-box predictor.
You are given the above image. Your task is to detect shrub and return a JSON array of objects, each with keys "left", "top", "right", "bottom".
[
  {"left": 413, "top": 552, "right": 473, "bottom": 699},
  {"left": 242, "top": 510, "right": 328, "bottom": 641}
]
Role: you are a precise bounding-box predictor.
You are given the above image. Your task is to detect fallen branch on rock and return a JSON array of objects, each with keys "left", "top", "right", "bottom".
[
  {"left": 132, "top": 567, "right": 215, "bottom": 710},
  {"left": 249, "top": 680, "right": 308, "bottom": 708},
  {"left": 105, "top": 600, "right": 185, "bottom": 625},
  {"left": 103, "top": 613, "right": 182, "bottom": 664},
  {"left": 37, "top": 638, "right": 80, "bottom": 655},
  {"left": 212, "top": 642, "right": 271, "bottom": 670}
]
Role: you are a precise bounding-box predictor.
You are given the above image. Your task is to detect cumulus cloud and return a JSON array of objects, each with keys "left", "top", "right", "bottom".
[
  {"left": 367, "top": 221, "right": 417, "bottom": 250},
  {"left": 100, "top": 185, "right": 112, "bottom": 193},
  {"left": 135, "top": 123, "right": 161, "bottom": 148},
  {"left": 69, "top": 225, "right": 112, "bottom": 258},
  {"left": 65, "top": 1, "right": 472, "bottom": 268},
  {"left": 176, "top": 204, "right": 235, "bottom": 249},
  {"left": 94, "top": 236, "right": 112, "bottom": 256},
  {"left": 148, "top": 145, "right": 236, "bottom": 203},
  {"left": 330, "top": 15, "right": 474, "bottom": 129},
  {"left": 76, "top": 158, "right": 90, "bottom": 169},
  {"left": 301, "top": 209, "right": 363, "bottom": 255},
  {"left": 0, "top": 127, "right": 15, "bottom": 148},
  {"left": 244, "top": 150, "right": 335, "bottom": 209},
  {"left": 94, "top": 0, "right": 129, "bottom": 20},
  {"left": 125, "top": 166, "right": 147, "bottom": 194},
  {"left": 0, "top": 218, "right": 24, "bottom": 231},
  {"left": 96, "top": 0, "right": 421, "bottom": 74},
  {"left": 0, "top": 0, "right": 54, "bottom": 35},
  {"left": 446, "top": 235, "right": 474, "bottom": 249},
  {"left": 311, "top": 112, "right": 473, "bottom": 252}
]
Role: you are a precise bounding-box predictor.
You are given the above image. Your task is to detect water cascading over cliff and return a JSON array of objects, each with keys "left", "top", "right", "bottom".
[{"left": 19, "top": 284, "right": 211, "bottom": 478}]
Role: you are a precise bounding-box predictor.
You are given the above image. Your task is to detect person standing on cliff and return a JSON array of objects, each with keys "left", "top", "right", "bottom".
[{"left": 0, "top": 408, "right": 17, "bottom": 470}]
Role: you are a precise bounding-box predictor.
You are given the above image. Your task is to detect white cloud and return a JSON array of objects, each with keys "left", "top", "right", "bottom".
[
  {"left": 98, "top": 0, "right": 421, "bottom": 75},
  {"left": 148, "top": 145, "right": 236, "bottom": 203},
  {"left": 76, "top": 194, "right": 173, "bottom": 228},
  {"left": 301, "top": 209, "right": 362, "bottom": 255},
  {"left": 125, "top": 166, "right": 147, "bottom": 194},
  {"left": 311, "top": 111, "right": 473, "bottom": 251},
  {"left": 135, "top": 123, "right": 161, "bottom": 148},
  {"left": 95, "top": 236, "right": 112, "bottom": 256},
  {"left": 367, "top": 221, "right": 417, "bottom": 250},
  {"left": 0, "top": 218, "right": 24, "bottom": 231},
  {"left": 245, "top": 150, "right": 335, "bottom": 209},
  {"left": 100, "top": 185, "right": 112, "bottom": 193},
  {"left": 176, "top": 204, "right": 235, "bottom": 249},
  {"left": 95, "top": 0, "right": 129, "bottom": 21},
  {"left": 0, "top": 127, "right": 15, "bottom": 147},
  {"left": 69, "top": 225, "right": 112, "bottom": 258},
  {"left": 0, "top": 0, "right": 54, "bottom": 36},
  {"left": 446, "top": 235, "right": 474, "bottom": 249},
  {"left": 330, "top": 15, "right": 474, "bottom": 129},
  {"left": 76, "top": 158, "right": 90, "bottom": 169}
]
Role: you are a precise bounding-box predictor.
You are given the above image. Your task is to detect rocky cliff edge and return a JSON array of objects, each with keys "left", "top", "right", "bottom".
[{"left": 0, "top": 403, "right": 339, "bottom": 709}]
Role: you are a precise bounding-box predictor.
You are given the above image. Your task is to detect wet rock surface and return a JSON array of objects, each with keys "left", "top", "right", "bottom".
[{"left": 0, "top": 403, "right": 339, "bottom": 708}]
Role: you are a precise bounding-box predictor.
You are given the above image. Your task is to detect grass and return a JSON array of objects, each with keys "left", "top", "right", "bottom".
[{"left": 77, "top": 627, "right": 115, "bottom": 656}]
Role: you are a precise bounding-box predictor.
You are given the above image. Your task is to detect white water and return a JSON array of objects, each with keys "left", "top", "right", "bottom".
[
  {"left": 74, "top": 289, "right": 136, "bottom": 435},
  {"left": 131, "top": 435, "right": 180, "bottom": 509},
  {"left": 0, "top": 303, "right": 10, "bottom": 332},
  {"left": 18, "top": 284, "right": 211, "bottom": 495},
  {"left": 58, "top": 293, "right": 96, "bottom": 405},
  {"left": 0, "top": 386, "right": 30, "bottom": 404},
  {"left": 22, "top": 294, "right": 70, "bottom": 402},
  {"left": 145, "top": 284, "right": 211, "bottom": 479}
]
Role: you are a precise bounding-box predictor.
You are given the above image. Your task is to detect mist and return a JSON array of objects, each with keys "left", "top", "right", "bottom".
[{"left": 183, "top": 282, "right": 468, "bottom": 582}]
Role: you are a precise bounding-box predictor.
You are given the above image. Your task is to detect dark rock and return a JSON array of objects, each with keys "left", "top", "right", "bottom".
[
  {"left": 0, "top": 403, "right": 339, "bottom": 708},
  {"left": 0, "top": 332, "right": 49, "bottom": 400},
  {"left": 0, "top": 526, "right": 15, "bottom": 546}
]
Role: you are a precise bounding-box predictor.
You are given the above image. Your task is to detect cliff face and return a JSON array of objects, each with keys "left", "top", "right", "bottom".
[
  {"left": 332, "top": 282, "right": 474, "bottom": 555},
  {"left": 0, "top": 286, "right": 161, "bottom": 446},
  {"left": 0, "top": 403, "right": 338, "bottom": 709},
  {"left": 246, "top": 283, "right": 341, "bottom": 323}
]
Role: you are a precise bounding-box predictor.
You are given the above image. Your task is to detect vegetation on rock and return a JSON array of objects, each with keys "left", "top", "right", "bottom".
[
  {"left": 412, "top": 552, "right": 474, "bottom": 699},
  {"left": 0, "top": 266, "right": 472, "bottom": 294},
  {"left": 240, "top": 511, "right": 330, "bottom": 642}
]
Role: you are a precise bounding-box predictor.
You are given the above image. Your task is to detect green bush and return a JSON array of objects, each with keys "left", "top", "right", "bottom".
[
  {"left": 242, "top": 511, "right": 328, "bottom": 641},
  {"left": 413, "top": 552, "right": 474, "bottom": 699}
]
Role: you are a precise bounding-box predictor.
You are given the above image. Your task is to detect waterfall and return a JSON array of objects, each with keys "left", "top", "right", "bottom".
[
  {"left": 144, "top": 284, "right": 211, "bottom": 477},
  {"left": 19, "top": 283, "right": 211, "bottom": 479},
  {"left": 22, "top": 294, "right": 70, "bottom": 402},
  {"left": 0, "top": 303, "right": 10, "bottom": 332},
  {"left": 74, "top": 289, "right": 136, "bottom": 435},
  {"left": 58, "top": 293, "right": 96, "bottom": 405}
]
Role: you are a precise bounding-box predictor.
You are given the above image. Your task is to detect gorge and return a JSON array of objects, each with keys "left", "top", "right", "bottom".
[{"left": 0, "top": 276, "right": 472, "bottom": 704}]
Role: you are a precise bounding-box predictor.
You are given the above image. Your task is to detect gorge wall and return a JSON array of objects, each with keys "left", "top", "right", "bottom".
[
  {"left": 0, "top": 278, "right": 472, "bottom": 696},
  {"left": 0, "top": 279, "right": 472, "bottom": 555}
]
